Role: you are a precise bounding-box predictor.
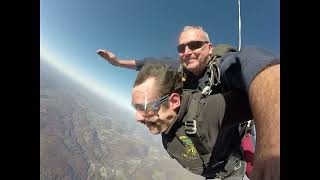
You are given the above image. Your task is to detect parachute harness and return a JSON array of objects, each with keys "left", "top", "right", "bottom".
[{"left": 201, "top": 55, "right": 221, "bottom": 96}]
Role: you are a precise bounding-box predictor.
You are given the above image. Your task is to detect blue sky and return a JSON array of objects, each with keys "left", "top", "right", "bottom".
[{"left": 40, "top": 0, "right": 279, "bottom": 110}]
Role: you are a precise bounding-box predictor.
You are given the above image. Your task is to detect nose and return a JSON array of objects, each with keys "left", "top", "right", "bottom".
[
  {"left": 182, "top": 46, "right": 192, "bottom": 56},
  {"left": 135, "top": 111, "right": 145, "bottom": 122}
]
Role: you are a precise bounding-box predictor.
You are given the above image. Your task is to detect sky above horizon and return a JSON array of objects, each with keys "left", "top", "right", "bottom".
[{"left": 40, "top": 0, "right": 279, "bottom": 111}]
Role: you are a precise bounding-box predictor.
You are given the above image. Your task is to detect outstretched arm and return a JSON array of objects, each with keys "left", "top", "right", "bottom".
[
  {"left": 248, "top": 64, "right": 280, "bottom": 180},
  {"left": 96, "top": 49, "right": 137, "bottom": 70}
]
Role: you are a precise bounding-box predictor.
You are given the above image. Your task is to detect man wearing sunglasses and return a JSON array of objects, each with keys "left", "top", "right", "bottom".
[
  {"left": 97, "top": 26, "right": 280, "bottom": 180},
  {"left": 132, "top": 63, "right": 253, "bottom": 179}
]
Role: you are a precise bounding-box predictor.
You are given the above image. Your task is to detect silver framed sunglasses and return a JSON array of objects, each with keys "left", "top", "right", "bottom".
[{"left": 132, "top": 94, "right": 170, "bottom": 113}]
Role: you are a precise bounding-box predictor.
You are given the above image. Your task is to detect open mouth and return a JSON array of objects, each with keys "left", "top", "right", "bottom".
[{"left": 146, "top": 121, "right": 156, "bottom": 126}]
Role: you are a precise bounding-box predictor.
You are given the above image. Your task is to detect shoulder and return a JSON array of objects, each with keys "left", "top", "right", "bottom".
[
  {"left": 219, "top": 47, "right": 280, "bottom": 92},
  {"left": 205, "top": 93, "right": 225, "bottom": 104},
  {"left": 185, "top": 91, "right": 226, "bottom": 113},
  {"left": 202, "top": 93, "right": 226, "bottom": 119},
  {"left": 213, "top": 44, "right": 237, "bottom": 57},
  {"left": 203, "top": 91, "right": 244, "bottom": 112},
  {"left": 201, "top": 90, "right": 252, "bottom": 127}
]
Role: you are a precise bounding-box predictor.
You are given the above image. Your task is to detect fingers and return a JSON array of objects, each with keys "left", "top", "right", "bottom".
[
  {"left": 96, "top": 49, "right": 111, "bottom": 60},
  {"left": 96, "top": 49, "right": 118, "bottom": 65},
  {"left": 96, "top": 49, "right": 106, "bottom": 55},
  {"left": 96, "top": 49, "right": 113, "bottom": 56}
]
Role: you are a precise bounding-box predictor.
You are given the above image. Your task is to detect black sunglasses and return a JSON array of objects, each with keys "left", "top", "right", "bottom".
[{"left": 177, "top": 41, "right": 209, "bottom": 53}]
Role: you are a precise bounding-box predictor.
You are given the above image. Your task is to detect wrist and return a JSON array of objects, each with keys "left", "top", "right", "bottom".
[{"left": 113, "top": 57, "right": 121, "bottom": 67}]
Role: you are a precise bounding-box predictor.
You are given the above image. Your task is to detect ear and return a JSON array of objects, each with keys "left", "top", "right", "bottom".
[
  {"left": 208, "top": 43, "right": 214, "bottom": 55},
  {"left": 168, "top": 93, "right": 180, "bottom": 110}
]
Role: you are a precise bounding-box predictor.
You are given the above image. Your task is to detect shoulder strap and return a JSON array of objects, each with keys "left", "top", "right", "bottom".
[
  {"left": 182, "top": 92, "right": 247, "bottom": 178},
  {"left": 201, "top": 45, "right": 236, "bottom": 96},
  {"left": 183, "top": 92, "right": 211, "bottom": 156},
  {"left": 201, "top": 58, "right": 221, "bottom": 96}
]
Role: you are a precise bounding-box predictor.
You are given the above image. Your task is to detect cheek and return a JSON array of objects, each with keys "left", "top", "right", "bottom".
[
  {"left": 198, "top": 52, "right": 209, "bottom": 64},
  {"left": 198, "top": 56, "right": 205, "bottom": 64},
  {"left": 179, "top": 53, "right": 187, "bottom": 62},
  {"left": 157, "top": 108, "right": 170, "bottom": 122},
  {"left": 153, "top": 114, "right": 164, "bottom": 124}
]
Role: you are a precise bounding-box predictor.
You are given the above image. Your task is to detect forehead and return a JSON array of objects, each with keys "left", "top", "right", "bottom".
[
  {"left": 179, "top": 29, "right": 205, "bottom": 44},
  {"left": 132, "top": 78, "right": 158, "bottom": 103}
]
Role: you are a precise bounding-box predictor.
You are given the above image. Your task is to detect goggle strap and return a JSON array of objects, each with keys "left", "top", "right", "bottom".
[{"left": 152, "top": 94, "right": 170, "bottom": 111}]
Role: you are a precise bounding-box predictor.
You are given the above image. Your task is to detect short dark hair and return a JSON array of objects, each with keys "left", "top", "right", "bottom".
[{"left": 133, "top": 63, "right": 182, "bottom": 97}]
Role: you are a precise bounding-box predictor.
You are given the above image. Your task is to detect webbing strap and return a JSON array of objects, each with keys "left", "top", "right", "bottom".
[{"left": 183, "top": 92, "right": 211, "bottom": 157}]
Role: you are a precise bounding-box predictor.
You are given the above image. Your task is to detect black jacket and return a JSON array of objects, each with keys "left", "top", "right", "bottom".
[{"left": 161, "top": 90, "right": 252, "bottom": 178}]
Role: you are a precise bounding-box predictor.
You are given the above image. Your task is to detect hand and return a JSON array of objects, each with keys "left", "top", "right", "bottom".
[{"left": 96, "top": 49, "right": 119, "bottom": 66}]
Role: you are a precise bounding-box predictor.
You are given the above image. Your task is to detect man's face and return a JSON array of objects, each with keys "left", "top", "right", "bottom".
[
  {"left": 178, "top": 29, "right": 213, "bottom": 76},
  {"left": 131, "top": 78, "right": 178, "bottom": 135}
]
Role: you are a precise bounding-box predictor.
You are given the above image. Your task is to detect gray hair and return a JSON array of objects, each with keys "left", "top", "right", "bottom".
[{"left": 181, "top": 26, "right": 211, "bottom": 42}]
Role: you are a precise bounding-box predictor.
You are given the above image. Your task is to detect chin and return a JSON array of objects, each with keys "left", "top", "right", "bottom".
[
  {"left": 186, "top": 61, "right": 199, "bottom": 71},
  {"left": 146, "top": 125, "right": 159, "bottom": 135},
  {"left": 149, "top": 129, "right": 160, "bottom": 135},
  {"left": 186, "top": 65, "right": 198, "bottom": 74}
]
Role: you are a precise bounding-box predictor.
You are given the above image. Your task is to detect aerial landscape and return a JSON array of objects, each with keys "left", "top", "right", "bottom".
[{"left": 40, "top": 59, "right": 203, "bottom": 180}]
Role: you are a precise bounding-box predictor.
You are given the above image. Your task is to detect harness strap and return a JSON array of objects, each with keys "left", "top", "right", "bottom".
[
  {"left": 184, "top": 93, "right": 211, "bottom": 155},
  {"left": 181, "top": 92, "right": 213, "bottom": 168},
  {"left": 202, "top": 56, "right": 221, "bottom": 96}
]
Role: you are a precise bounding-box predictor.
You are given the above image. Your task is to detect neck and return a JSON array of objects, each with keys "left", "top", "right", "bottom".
[{"left": 192, "top": 70, "right": 202, "bottom": 76}]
